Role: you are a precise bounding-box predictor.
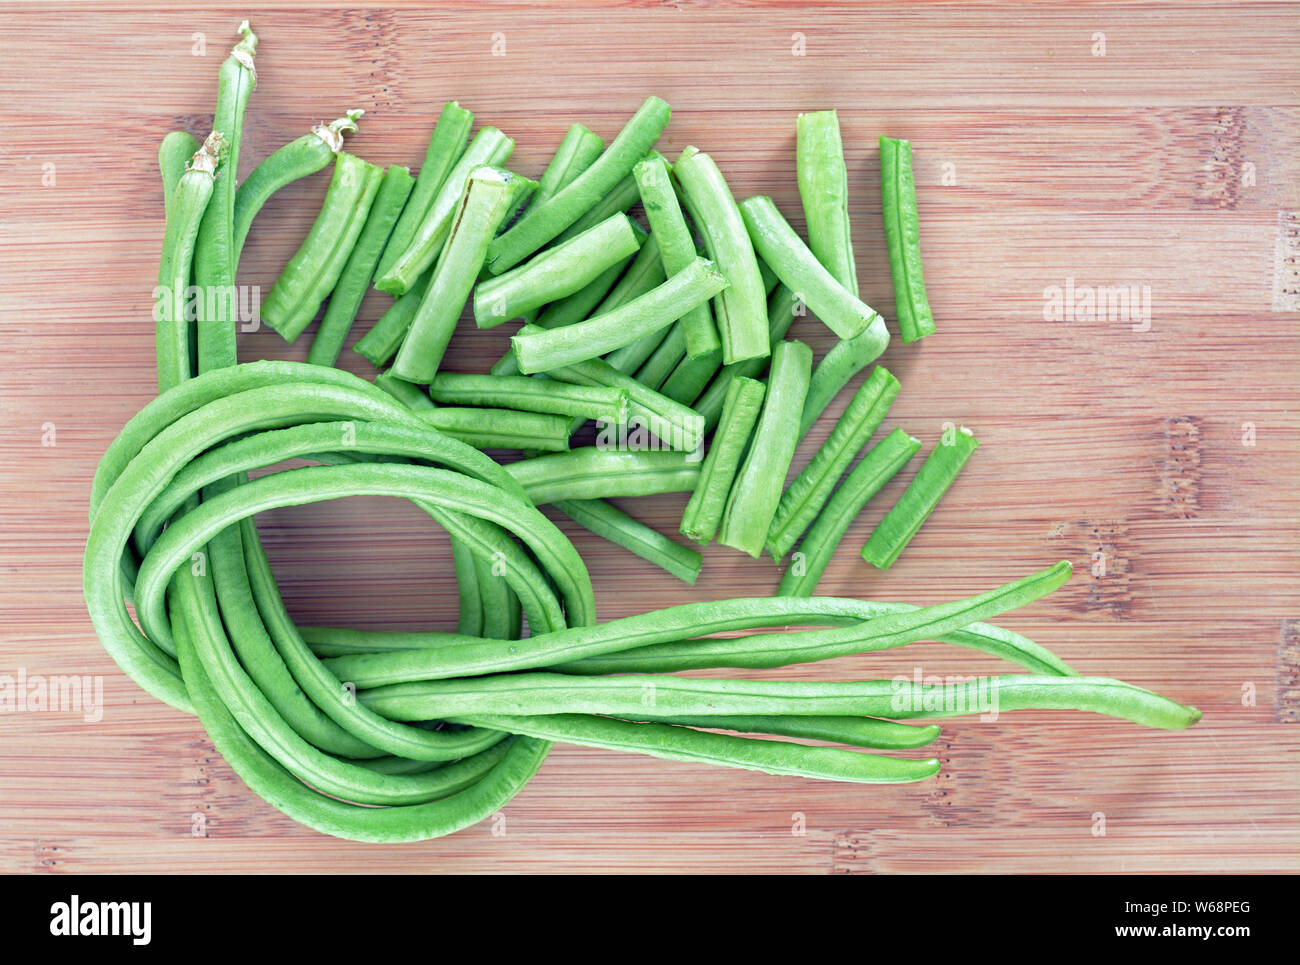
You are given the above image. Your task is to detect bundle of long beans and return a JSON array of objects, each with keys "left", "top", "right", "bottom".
[{"left": 84, "top": 21, "right": 1199, "bottom": 842}]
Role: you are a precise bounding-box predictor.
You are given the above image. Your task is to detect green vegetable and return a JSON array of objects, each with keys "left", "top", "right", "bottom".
[
  {"left": 767, "top": 366, "right": 899, "bottom": 560},
  {"left": 155, "top": 132, "right": 221, "bottom": 392},
  {"left": 680, "top": 376, "right": 765, "bottom": 543},
  {"left": 634, "top": 153, "right": 720, "bottom": 358},
  {"left": 430, "top": 373, "right": 628, "bottom": 423},
  {"left": 474, "top": 213, "right": 641, "bottom": 329},
  {"left": 880, "top": 135, "right": 935, "bottom": 342},
  {"left": 672, "top": 148, "right": 769, "bottom": 363},
  {"left": 261, "top": 152, "right": 384, "bottom": 343},
  {"left": 392, "top": 167, "right": 517, "bottom": 383},
  {"left": 799, "top": 326, "right": 890, "bottom": 438},
  {"left": 234, "top": 110, "right": 362, "bottom": 260},
  {"left": 487, "top": 96, "right": 671, "bottom": 272},
  {"left": 308, "top": 163, "right": 414, "bottom": 366},
  {"left": 778, "top": 428, "right": 920, "bottom": 597},
  {"left": 511, "top": 257, "right": 728, "bottom": 374},
  {"left": 192, "top": 20, "right": 257, "bottom": 371},
  {"left": 374, "top": 101, "right": 473, "bottom": 280},
  {"left": 505, "top": 448, "right": 700, "bottom": 505},
  {"left": 796, "top": 110, "right": 857, "bottom": 296},
  {"left": 555, "top": 498, "right": 702, "bottom": 585},
  {"left": 353, "top": 270, "right": 431, "bottom": 368},
  {"left": 719, "top": 340, "right": 812, "bottom": 557},
  {"left": 739, "top": 195, "right": 882, "bottom": 341},
  {"left": 375, "top": 126, "right": 514, "bottom": 295},
  {"left": 535, "top": 124, "right": 605, "bottom": 208},
  {"left": 862, "top": 426, "right": 978, "bottom": 569}
]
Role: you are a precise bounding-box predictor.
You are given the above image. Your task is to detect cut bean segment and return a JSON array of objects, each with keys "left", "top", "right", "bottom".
[
  {"left": 487, "top": 96, "right": 670, "bottom": 272},
  {"left": 739, "top": 195, "right": 882, "bottom": 342},
  {"left": 799, "top": 325, "right": 890, "bottom": 438},
  {"left": 695, "top": 284, "right": 801, "bottom": 430},
  {"left": 635, "top": 153, "right": 720, "bottom": 358},
  {"left": 535, "top": 124, "right": 605, "bottom": 208},
  {"left": 672, "top": 148, "right": 769, "bottom": 364},
  {"left": 392, "top": 167, "right": 517, "bottom": 383},
  {"left": 862, "top": 426, "right": 978, "bottom": 569},
  {"left": 308, "top": 163, "right": 415, "bottom": 367},
  {"left": 538, "top": 348, "right": 706, "bottom": 452},
  {"left": 430, "top": 373, "right": 628, "bottom": 423},
  {"left": 511, "top": 257, "right": 728, "bottom": 374},
  {"left": 261, "top": 152, "right": 384, "bottom": 343},
  {"left": 375, "top": 101, "right": 473, "bottom": 280},
  {"left": 779, "top": 428, "right": 920, "bottom": 597},
  {"left": 555, "top": 498, "right": 702, "bottom": 585},
  {"left": 719, "top": 340, "right": 813, "bottom": 557},
  {"left": 474, "top": 213, "right": 641, "bottom": 329},
  {"left": 767, "top": 366, "right": 899, "bottom": 560},
  {"left": 680, "top": 376, "right": 765, "bottom": 544},
  {"left": 880, "top": 135, "right": 935, "bottom": 342},
  {"left": 234, "top": 110, "right": 362, "bottom": 260},
  {"left": 796, "top": 109, "right": 857, "bottom": 295},
  {"left": 375, "top": 126, "right": 514, "bottom": 295},
  {"left": 505, "top": 448, "right": 700, "bottom": 505},
  {"left": 352, "top": 270, "right": 430, "bottom": 367}
]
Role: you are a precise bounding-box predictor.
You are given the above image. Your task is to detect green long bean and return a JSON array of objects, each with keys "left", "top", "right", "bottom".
[
  {"left": 511, "top": 258, "right": 728, "bottom": 374},
  {"left": 779, "top": 428, "right": 920, "bottom": 597},
  {"left": 430, "top": 373, "right": 627, "bottom": 423},
  {"left": 719, "top": 340, "right": 812, "bottom": 557},
  {"left": 155, "top": 132, "right": 221, "bottom": 392},
  {"left": 796, "top": 109, "right": 857, "bottom": 296},
  {"left": 554, "top": 498, "right": 702, "bottom": 585},
  {"left": 767, "top": 366, "right": 899, "bottom": 560},
  {"left": 672, "top": 147, "right": 768, "bottom": 363},
  {"left": 624, "top": 714, "right": 940, "bottom": 750},
  {"left": 635, "top": 153, "right": 720, "bottom": 358},
  {"left": 680, "top": 376, "right": 765, "bottom": 544},
  {"left": 740, "top": 195, "right": 881, "bottom": 342},
  {"left": 880, "top": 135, "right": 935, "bottom": 342},
  {"left": 353, "top": 270, "right": 431, "bottom": 367},
  {"left": 505, "top": 448, "right": 699, "bottom": 505},
  {"left": 487, "top": 96, "right": 670, "bottom": 272},
  {"left": 375, "top": 126, "right": 514, "bottom": 295},
  {"left": 308, "top": 163, "right": 415, "bottom": 366},
  {"left": 193, "top": 21, "right": 257, "bottom": 371},
  {"left": 862, "top": 426, "right": 979, "bottom": 569},
  {"left": 261, "top": 152, "right": 384, "bottom": 343},
  {"left": 392, "top": 167, "right": 517, "bottom": 383},
  {"left": 233, "top": 110, "right": 362, "bottom": 260},
  {"left": 474, "top": 213, "right": 641, "bottom": 329},
  {"left": 449, "top": 713, "right": 942, "bottom": 784},
  {"left": 374, "top": 101, "right": 473, "bottom": 280}
]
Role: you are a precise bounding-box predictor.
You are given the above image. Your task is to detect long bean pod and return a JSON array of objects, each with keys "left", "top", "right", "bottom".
[
  {"left": 635, "top": 153, "right": 720, "bottom": 357},
  {"left": 375, "top": 126, "right": 514, "bottom": 295},
  {"left": 779, "top": 428, "right": 920, "bottom": 597},
  {"left": 719, "top": 340, "right": 813, "bottom": 557},
  {"left": 374, "top": 101, "right": 473, "bottom": 281},
  {"left": 862, "top": 426, "right": 979, "bottom": 569},
  {"left": 767, "top": 366, "right": 899, "bottom": 560},
  {"left": 511, "top": 257, "right": 728, "bottom": 374},
  {"left": 308, "top": 163, "right": 415, "bottom": 366},
  {"left": 680, "top": 376, "right": 765, "bottom": 543},
  {"left": 233, "top": 110, "right": 362, "bottom": 259},
  {"left": 487, "top": 96, "right": 670, "bottom": 272},
  {"left": 430, "top": 374, "right": 627, "bottom": 423},
  {"left": 880, "top": 135, "right": 935, "bottom": 342},
  {"left": 392, "top": 167, "right": 517, "bottom": 383},
  {"left": 672, "top": 148, "right": 768, "bottom": 363},
  {"left": 474, "top": 213, "right": 641, "bottom": 329},
  {"left": 554, "top": 498, "right": 702, "bottom": 585}
]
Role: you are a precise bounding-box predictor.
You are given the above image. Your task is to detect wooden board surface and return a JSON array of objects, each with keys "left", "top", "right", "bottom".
[{"left": 1, "top": 1, "right": 1297, "bottom": 874}]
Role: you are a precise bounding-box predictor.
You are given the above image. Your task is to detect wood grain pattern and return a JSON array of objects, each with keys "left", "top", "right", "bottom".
[{"left": 1, "top": 1, "right": 1297, "bottom": 874}]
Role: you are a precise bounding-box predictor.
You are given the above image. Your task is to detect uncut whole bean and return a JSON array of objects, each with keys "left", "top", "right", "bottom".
[{"left": 83, "top": 22, "right": 1200, "bottom": 843}]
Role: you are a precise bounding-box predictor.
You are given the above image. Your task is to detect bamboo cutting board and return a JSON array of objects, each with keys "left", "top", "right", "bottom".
[{"left": 1, "top": 1, "right": 1297, "bottom": 874}]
